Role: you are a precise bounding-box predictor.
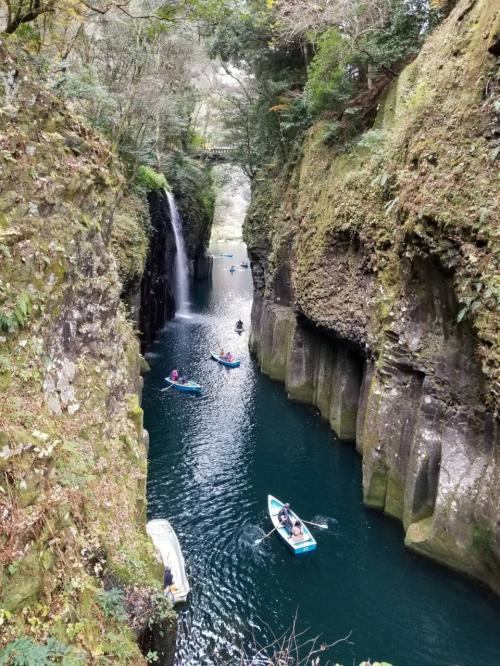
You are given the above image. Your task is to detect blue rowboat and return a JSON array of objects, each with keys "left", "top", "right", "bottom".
[
  {"left": 210, "top": 351, "right": 240, "bottom": 368},
  {"left": 229, "top": 267, "right": 236, "bottom": 273},
  {"left": 165, "top": 377, "right": 201, "bottom": 393},
  {"left": 268, "top": 495, "right": 317, "bottom": 555}
]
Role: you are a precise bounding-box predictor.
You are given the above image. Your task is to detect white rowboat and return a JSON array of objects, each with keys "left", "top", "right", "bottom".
[{"left": 146, "top": 519, "right": 190, "bottom": 603}]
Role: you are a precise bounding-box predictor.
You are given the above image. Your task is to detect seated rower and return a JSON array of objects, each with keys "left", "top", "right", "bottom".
[
  {"left": 236, "top": 319, "right": 243, "bottom": 330},
  {"left": 163, "top": 566, "right": 173, "bottom": 593},
  {"left": 278, "top": 503, "right": 293, "bottom": 536},
  {"left": 219, "top": 348, "right": 225, "bottom": 359},
  {"left": 170, "top": 369, "right": 179, "bottom": 382}
]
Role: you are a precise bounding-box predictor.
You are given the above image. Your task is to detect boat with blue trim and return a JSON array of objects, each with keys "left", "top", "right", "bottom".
[
  {"left": 210, "top": 351, "right": 241, "bottom": 368},
  {"left": 267, "top": 495, "right": 317, "bottom": 555},
  {"left": 165, "top": 377, "right": 202, "bottom": 393}
]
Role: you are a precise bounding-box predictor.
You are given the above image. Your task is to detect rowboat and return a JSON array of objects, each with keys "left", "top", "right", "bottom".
[
  {"left": 268, "top": 495, "right": 317, "bottom": 555},
  {"left": 146, "top": 519, "right": 190, "bottom": 604},
  {"left": 165, "top": 377, "right": 201, "bottom": 393},
  {"left": 229, "top": 267, "right": 236, "bottom": 273},
  {"left": 210, "top": 351, "right": 240, "bottom": 368}
]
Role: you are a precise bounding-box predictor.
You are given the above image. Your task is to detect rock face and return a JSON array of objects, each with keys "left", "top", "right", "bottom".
[
  {"left": 246, "top": 0, "right": 500, "bottom": 595},
  {"left": 139, "top": 190, "right": 177, "bottom": 346},
  {"left": 0, "top": 44, "right": 175, "bottom": 662}
]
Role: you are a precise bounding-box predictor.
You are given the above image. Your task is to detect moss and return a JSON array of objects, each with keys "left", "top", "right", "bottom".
[
  {"left": 136, "top": 165, "right": 168, "bottom": 191},
  {"left": 0, "top": 41, "right": 165, "bottom": 661},
  {"left": 333, "top": 407, "right": 358, "bottom": 441},
  {"left": 364, "top": 467, "right": 389, "bottom": 510},
  {"left": 384, "top": 475, "right": 405, "bottom": 521},
  {"left": 127, "top": 394, "right": 144, "bottom": 441}
]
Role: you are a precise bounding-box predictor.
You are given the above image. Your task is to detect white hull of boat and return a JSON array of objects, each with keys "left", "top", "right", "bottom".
[{"left": 146, "top": 519, "right": 190, "bottom": 603}]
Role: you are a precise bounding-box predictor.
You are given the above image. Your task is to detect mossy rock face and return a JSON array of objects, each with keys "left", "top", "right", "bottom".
[
  {"left": 364, "top": 465, "right": 389, "bottom": 510},
  {"left": 1, "top": 548, "right": 48, "bottom": 611},
  {"left": 285, "top": 323, "right": 316, "bottom": 404},
  {"left": 0, "top": 41, "right": 169, "bottom": 658}
]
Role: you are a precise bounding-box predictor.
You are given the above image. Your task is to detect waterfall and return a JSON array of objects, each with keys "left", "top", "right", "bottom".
[{"left": 166, "top": 190, "right": 190, "bottom": 317}]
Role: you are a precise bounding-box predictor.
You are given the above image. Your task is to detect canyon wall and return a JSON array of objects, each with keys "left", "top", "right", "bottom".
[
  {"left": 246, "top": 0, "right": 500, "bottom": 594},
  {"left": 0, "top": 45, "right": 175, "bottom": 662}
]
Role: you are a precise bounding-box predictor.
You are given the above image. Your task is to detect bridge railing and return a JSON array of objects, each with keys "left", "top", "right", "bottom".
[{"left": 190, "top": 146, "right": 237, "bottom": 160}]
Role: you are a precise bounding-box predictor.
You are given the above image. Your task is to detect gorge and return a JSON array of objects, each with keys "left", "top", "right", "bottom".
[{"left": 0, "top": 0, "right": 499, "bottom": 663}]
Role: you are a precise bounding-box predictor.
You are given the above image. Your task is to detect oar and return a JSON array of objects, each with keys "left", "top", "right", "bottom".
[
  {"left": 254, "top": 526, "right": 278, "bottom": 545},
  {"left": 302, "top": 519, "right": 328, "bottom": 529},
  {"left": 160, "top": 383, "right": 175, "bottom": 392}
]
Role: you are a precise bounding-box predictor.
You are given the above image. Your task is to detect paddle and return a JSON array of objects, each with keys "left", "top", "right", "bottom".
[
  {"left": 160, "top": 384, "right": 174, "bottom": 392},
  {"left": 254, "top": 526, "right": 278, "bottom": 545},
  {"left": 302, "top": 519, "right": 328, "bottom": 529}
]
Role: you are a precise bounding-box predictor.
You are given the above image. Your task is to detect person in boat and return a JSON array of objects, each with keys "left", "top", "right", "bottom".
[
  {"left": 236, "top": 319, "right": 243, "bottom": 330},
  {"left": 170, "top": 369, "right": 179, "bottom": 382},
  {"left": 278, "top": 503, "right": 293, "bottom": 536},
  {"left": 219, "top": 348, "right": 225, "bottom": 359},
  {"left": 292, "top": 520, "right": 303, "bottom": 541},
  {"left": 163, "top": 567, "right": 173, "bottom": 592},
  {"left": 179, "top": 375, "right": 188, "bottom": 384},
  {"left": 224, "top": 352, "right": 234, "bottom": 362}
]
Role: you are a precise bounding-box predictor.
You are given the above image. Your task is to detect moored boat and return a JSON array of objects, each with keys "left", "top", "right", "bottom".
[
  {"left": 210, "top": 351, "right": 240, "bottom": 368},
  {"left": 165, "top": 377, "right": 202, "bottom": 393},
  {"left": 146, "top": 519, "right": 190, "bottom": 604},
  {"left": 267, "top": 494, "right": 317, "bottom": 555}
]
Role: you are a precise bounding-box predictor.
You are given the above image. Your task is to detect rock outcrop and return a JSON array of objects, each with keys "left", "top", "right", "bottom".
[
  {"left": 0, "top": 44, "right": 175, "bottom": 662},
  {"left": 246, "top": 0, "right": 500, "bottom": 594}
]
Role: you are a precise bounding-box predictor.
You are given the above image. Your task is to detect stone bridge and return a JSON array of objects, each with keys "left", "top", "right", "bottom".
[{"left": 190, "top": 146, "right": 236, "bottom": 162}]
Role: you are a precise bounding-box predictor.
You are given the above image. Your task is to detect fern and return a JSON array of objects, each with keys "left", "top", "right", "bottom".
[
  {"left": 0, "top": 637, "right": 70, "bottom": 666},
  {"left": 96, "top": 587, "right": 127, "bottom": 621},
  {"left": 0, "top": 292, "right": 32, "bottom": 333}
]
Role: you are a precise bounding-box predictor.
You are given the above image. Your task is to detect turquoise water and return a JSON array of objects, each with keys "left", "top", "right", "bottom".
[{"left": 143, "top": 241, "right": 500, "bottom": 665}]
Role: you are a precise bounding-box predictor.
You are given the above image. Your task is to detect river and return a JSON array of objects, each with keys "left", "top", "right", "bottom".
[{"left": 143, "top": 174, "right": 500, "bottom": 666}]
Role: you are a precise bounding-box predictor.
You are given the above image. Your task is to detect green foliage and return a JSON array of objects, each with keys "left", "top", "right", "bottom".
[
  {"left": 165, "top": 153, "right": 215, "bottom": 222},
  {"left": 96, "top": 587, "right": 127, "bottom": 622},
  {"left": 0, "top": 291, "right": 32, "bottom": 333},
  {"left": 0, "top": 637, "right": 72, "bottom": 666},
  {"left": 304, "top": 1, "right": 432, "bottom": 117},
  {"left": 304, "top": 28, "right": 356, "bottom": 115},
  {"left": 136, "top": 166, "right": 168, "bottom": 192}
]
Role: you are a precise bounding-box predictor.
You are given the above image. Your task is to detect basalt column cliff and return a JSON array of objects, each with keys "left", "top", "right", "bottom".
[{"left": 245, "top": 0, "right": 500, "bottom": 594}]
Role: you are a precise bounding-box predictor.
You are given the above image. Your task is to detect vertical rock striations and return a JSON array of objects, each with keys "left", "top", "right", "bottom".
[{"left": 245, "top": 0, "right": 500, "bottom": 595}]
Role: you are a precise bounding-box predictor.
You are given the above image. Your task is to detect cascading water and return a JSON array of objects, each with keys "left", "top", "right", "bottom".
[{"left": 166, "top": 190, "right": 190, "bottom": 317}]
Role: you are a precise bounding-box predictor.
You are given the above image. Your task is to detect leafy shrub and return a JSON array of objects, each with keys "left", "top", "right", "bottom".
[
  {"left": 136, "top": 166, "right": 168, "bottom": 192},
  {"left": 96, "top": 587, "right": 128, "bottom": 622},
  {"left": 0, "top": 637, "right": 73, "bottom": 666},
  {"left": 304, "top": 28, "right": 356, "bottom": 115}
]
